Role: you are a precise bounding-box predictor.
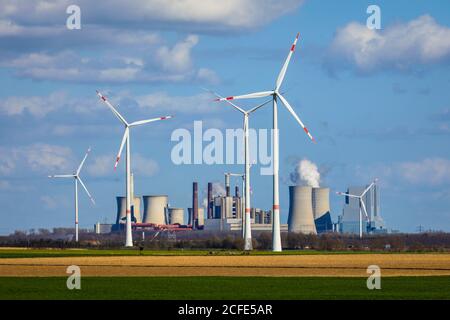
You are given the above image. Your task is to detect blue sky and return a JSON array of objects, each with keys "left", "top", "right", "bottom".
[{"left": 0, "top": 0, "right": 449, "bottom": 234}]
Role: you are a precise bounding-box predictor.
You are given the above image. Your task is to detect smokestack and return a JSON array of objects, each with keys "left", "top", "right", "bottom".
[
  {"left": 225, "top": 174, "right": 230, "bottom": 197},
  {"left": 207, "top": 182, "right": 213, "bottom": 219},
  {"left": 193, "top": 182, "right": 198, "bottom": 229}
]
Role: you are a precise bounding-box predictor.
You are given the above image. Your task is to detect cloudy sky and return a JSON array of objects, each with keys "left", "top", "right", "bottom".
[{"left": 0, "top": 0, "right": 449, "bottom": 234}]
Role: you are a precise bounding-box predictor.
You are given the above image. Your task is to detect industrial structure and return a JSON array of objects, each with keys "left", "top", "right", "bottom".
[{"left": 337, "top": 181, "right": 386, "bottom": 236}]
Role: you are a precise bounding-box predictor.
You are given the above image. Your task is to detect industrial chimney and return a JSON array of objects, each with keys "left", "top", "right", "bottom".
[
  {"left": 288, "top": 186, "right": 317, "bottom": 234},
  {"left": 193, "top": 182, "right": 198, "bottom": 229},
  {"left": 207, "top": 182, "right": 213, "bottom": 219},
  {"left": 225, "top": 174, "right": 230, "bottom": 197}
]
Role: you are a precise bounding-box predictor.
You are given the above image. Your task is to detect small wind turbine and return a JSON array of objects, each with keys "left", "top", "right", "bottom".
[
  {"left": 214, "top": 91, "right": 271, "bottom": 250},
  {"left": 336, "top": 179, "right": 378, "bottom": 238},
  {"left": 48, "top": 147, "right": 95, "bottom": 242},
  {"left": 96, "top": 90, "right": 172, "bottom": 247},
  {"left": 215, "top": 33, "right": 316, "bottom": 252}
]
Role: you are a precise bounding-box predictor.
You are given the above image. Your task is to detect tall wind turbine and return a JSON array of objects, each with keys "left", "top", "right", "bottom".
[
  {"left": 48, "top": 147, "right": 95, "bottom": 242},
  {"left": 215, "top": 92, "right": 271, "bottom": 250},
  {"left": 97, "top": 91, "right": 172, "bottom": 247},
  {"left": 215, "top": 33, "right": 316, "bottom": 251},
  {"left": 336, "top": 179, "right": 378, "bottom": 238}
]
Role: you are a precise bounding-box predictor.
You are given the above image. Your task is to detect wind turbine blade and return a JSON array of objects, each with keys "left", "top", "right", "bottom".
[
  {"left": 48, "top": 174, "right": 74, "bottom": 178},
  {"left": 96, "top": 90, "right": 128, "bottom": 126},
  {"left": 361, "top": 181, "right": 376, "bottom": 197},
  {"left": 77, "top": 177, "right": 95, "bottom": 205},
  {"left": 336, "top": 191, "right": 360, "bottom": 199},
  {"left": 206, "top": 89, "right": 246, "bottom": 114},
  {"left": 276, "top": 32, "right": 300, "bottom": 90},
  {"left": 360, "top": 199, "right": 369, "bottom": 220},
  {"left": 214, "top": 91, "right": 274, "bottom": 101},
  {"left": 361, "top": 178, "right": 378, "bottom": 197},
  {"left": 129, "top": 116, "right": 172, "bottom": 127},
  {"left": 278, "top": 93, "right": 316, "bottom": 143},
  {"left": 247, "top": 99, "right": 272, "bottom": 114},
  {"left": 76, "top": 147, "right": 91, "bottom": 175},
  {"left": 115, "top": 127, "right": 129, "bottom": 170}
]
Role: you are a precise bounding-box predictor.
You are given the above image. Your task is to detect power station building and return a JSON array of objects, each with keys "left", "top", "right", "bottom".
[{"left": 337, "top": 184, "right": 386, "bottom": 235}]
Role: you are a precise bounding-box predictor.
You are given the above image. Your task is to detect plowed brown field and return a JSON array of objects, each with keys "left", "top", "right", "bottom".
[{"left": 1, "top": 254, "right": 449, "bottom": 277}]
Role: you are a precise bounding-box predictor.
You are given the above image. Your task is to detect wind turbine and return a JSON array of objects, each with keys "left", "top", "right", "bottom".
[
  {"left": 215, "top": 33, "right": 316, "bottom": 251},
  {"left": 96, "top": 90, "right": 172, "bottom": 247},
  {"left": 48, "top": 147, "right": 95, "bottom": 242},
  {"left": 336, "top": 179, "right": 378, "bottom": 238},
  {"left": 215, "top": 92, "right": 271, "bottom": 250}
]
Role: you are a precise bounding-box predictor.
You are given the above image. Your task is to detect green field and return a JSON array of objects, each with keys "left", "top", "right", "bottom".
[
  {"left": 0, "top": 276, "right": 449, "bottom": 300},
  {"left": 0, "top": 248, "right": 441, "bottom": 259}
]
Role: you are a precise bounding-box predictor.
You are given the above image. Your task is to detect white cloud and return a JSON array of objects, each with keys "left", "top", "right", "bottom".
[
  {"left": 133, "top": 154, "right": 159, "bottom": 177},
  {"left": 0, "top": 143, "right": 75, "bottom": 176},
  {"left": 135, "top": 91, "right": 216, "bottom": 114},
  {"left": 0, "top": 0, "right": 304, "bottom": 32},
  {"left": 356, "top": 157, "right": 450, "bottom": 188},
  {"left": 156, "top": 35, "right": 198, "bottom": 73},
  {"left": 3, "top": 35, "right": 218, "bottom": 84},
  {"left": 87, "top": 153, "right": 159, "bottom": 177},
  {"left": 326, "top": 15, "right": 450, "bottom": 73},
  {"left": 0, "top": 92, "right": 66, "bottom": 117},
  {"left": 40, "top": 195, "right": 69, "bottom": 210},
  {"left": 86, "top": 154, "right": 115, "bottom": 177},
  {"left": 398, "top": 158, "right": 450, "bottom": 186}
]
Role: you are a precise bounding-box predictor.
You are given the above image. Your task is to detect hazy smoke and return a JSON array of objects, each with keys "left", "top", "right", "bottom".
[
  {"left": 290, "top": 159, "right": 320, "bottom": 187},
  {"left": 202, "top": 182, "right": 225, "bottom": 208}
]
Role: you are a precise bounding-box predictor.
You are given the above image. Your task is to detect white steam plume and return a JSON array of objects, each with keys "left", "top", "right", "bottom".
[{"left": 290, "top": 159, "right": 320, "bottom": 187}]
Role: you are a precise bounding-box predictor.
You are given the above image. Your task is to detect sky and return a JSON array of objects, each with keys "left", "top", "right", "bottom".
[{"left": 0, "top": 0, "right": 449, "bottom": 234}]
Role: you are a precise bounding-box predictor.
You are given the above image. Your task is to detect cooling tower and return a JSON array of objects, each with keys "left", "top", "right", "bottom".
[
  {"left": 168, "top": 208, "right": 184, "bottom": 225},
  {"left": 197, "top": 207, "right": 205, "bottom": 227},
  {"left": 116, "top": 196, "right": 141, "bottom": 224},
  {"left": 143, "top": 195, "right": 168, "bottom": 225},
  {"left": 288, "top": 186, "right": 317, "bottom": 234},
  {"left": 312, "top": 188, "right": 330, "bottom": 219}
]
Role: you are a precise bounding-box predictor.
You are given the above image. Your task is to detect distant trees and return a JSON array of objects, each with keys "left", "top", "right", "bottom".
[{"left": 0, "top": 229, "right": 449, "bottom": 251}]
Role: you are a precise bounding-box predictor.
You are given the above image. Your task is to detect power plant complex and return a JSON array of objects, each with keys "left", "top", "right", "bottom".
[{"left": 96, "top": 175, "right": 387, "bottom": 238}]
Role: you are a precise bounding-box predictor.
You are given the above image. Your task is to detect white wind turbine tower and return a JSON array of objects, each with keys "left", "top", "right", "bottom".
[
  {"left": 215, "top": 33, "right": 316, "bottom": 251},
  {"left": 215, "top": 92, "right": 271, "bottom": 250},
  {"left": 97, "top": 91, "right": 172, "bottom": 247},
  {"left": 336, "top": 179, "right": 378, "bottom": 238},
  {"left": 48, "top": 147, "right": 95, "bottom": 242}
]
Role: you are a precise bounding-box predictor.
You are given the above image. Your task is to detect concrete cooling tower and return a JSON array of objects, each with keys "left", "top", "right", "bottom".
[
  {"left": 168, "top": 208, "right": 184, "bottom": 225},
  {"left": 116, "top": 196, "right": 141, "bottom": 224},
  {"left": 188, "top": 207, "right": 205, "bottom": 227},
  {"left": 143, "top": 195, "right": 168, "bottom": 225},
  {"left": 312, "top": 188, "right": 330, "bottom": 219},
  {"left": 288, "top": 186, "right": 317, "bottom": 234},
  {"left": 198, "top": 207, "right": 205, "bottom": 227}
]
